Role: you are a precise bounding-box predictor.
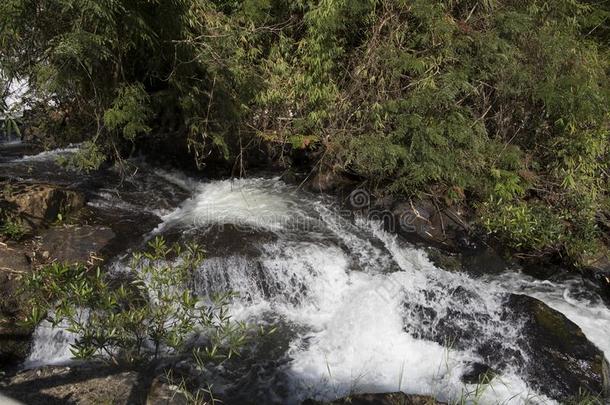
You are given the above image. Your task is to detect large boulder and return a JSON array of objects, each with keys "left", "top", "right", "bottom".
[
  {"left": 505, "top": 294, "right": 609, "bottom": 400},
  {"left": 303, "top": 393, "right": 444, "bottom": 405},
  {"left": 307, "top": 171, "right": 356, "bottom": 193},
  {"left": 391, "top": 199, "right": 473, "bottom": 250},
  {"left": 403, "top": 290, "right": 609, "bottom": 402},
  {"left": 3, "top": 182, "right": 85, "bottom": 227},
  {"left": 38, "top": 225, "right": 115, "bottom": 264}
]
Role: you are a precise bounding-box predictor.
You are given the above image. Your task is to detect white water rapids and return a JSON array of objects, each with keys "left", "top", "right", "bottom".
[{"left": 24, "top": 175, "right": 610, "bottom": 404}]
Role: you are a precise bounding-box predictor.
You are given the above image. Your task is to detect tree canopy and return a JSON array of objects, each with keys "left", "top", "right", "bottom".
[{"left": 1, "top": 0, "right": 609, "bottom": 264}]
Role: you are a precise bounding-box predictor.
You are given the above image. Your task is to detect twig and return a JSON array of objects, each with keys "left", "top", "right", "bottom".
[
  {"left": 465, "top": 4, "right": 477, "bottom": 22},
  {"left": 431, "top": 197, "right": 446, "bottom": 237},
  {"left": 0, "top": 266, "right": 27, "bottom": 274}
]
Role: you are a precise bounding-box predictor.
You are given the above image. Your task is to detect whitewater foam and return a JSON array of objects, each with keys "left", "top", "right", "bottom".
[
  {"left": 155, "top": 177, "right": 309, "bottom": 233},
  {"left": 13, "top": 144, "right": 80, "bottom": 162},
  {"left": 24, "top": 320, "right": 78, "bottom": 368}
]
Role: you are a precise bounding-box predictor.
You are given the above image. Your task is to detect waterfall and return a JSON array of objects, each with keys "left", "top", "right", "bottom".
[
  {"left": 26, "top": 175, "right": 610, "bottom": 404},
  {"left": 24, "top": 320, "right": 78, "bottom": 368}
]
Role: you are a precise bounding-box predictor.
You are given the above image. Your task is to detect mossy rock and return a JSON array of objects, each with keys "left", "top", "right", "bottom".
[
  {"left": 426, "top": 248, "right": 463, "bottom": 272},
  {"left": 505, "top": 294, "right": 609, "bottom": 401},
  {"left": 3, "top": 182, "right": 86, "bottom": 228}
]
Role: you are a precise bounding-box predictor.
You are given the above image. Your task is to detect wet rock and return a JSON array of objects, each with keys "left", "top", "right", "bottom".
[
  {"left": 404, "top": 289, "right": 609, "bottom": 401},
  {"left": 392, "top": 200, "right": 434, "bottom": 240},
  {"left": 461, "top": 362, "right": 494, "bottom": 384},
  {"left": 0, "top": 244, "right": 33, "bottom": 368},
  {"left": 0, "top": 324, "right": 31, "bottom": 368},
  {"left": 172, "top": 224, "right": 278, "bottom": 260},
  {"left": 504, "top": 294, "right": 609, "bottom": 400},
  {"left": 580, "top": 251, "right": 610, "bottom": 304},
  {"left": 0, "top": 142, "right": 42, "bottom": 164},
  {"left": 307, "top": 171, "right": 355, "bottom": 193},
  {"left": 0, "top": 244, "right": 30, "bottom": 274},
  {"left": 280, "top": 168, "right": 305, "bottom": 185},
  {"left": 587, "top": 267, "right": 610, "bottom": 305},
  {"left": 3, "top": 182, "right": 85, "bottom": 227},
  {"left": 520, "top": 261, "right": 564, "bottom": 281},
  {"left": 38, "top": 225, "right": 115, "bottom": 264},
  {"left": 403, "top": 286, "right": 505, "bottom": 360},
  {"left": 425, "top": 249, "right": 463, "bottom": 272},
  {"left": 391, "top": 199, "right": 471, "bottom": 250},
  {"left": 302, "top": 392, "right": 445, "bottom": 405},
  {"left": 461, "top": 248, "right": 509, "bottom": 276}
]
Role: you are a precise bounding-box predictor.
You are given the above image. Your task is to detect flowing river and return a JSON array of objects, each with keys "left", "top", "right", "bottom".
[{"left": 2, "top": 143, "right": 609, "bottom": 404}]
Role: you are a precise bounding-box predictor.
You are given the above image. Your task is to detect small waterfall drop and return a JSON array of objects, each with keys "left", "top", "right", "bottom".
[{"left": 24, "top": 320, "right": 78, "bottom": 368}]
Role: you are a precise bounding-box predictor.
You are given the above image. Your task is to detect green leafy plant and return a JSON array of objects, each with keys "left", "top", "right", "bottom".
[
  {"left": 22, "top": 236, "right": 248, "bottom": 366},
  {"left": 56, "top": 141, "right": 107, "bottom": 173},
  {"left": 103, "top": 83, "right": 152, "bottom": 142},
  {"left": 479, "top": 198, "right": 566, "bottom": 253},
  {"left": 564, "top": 388, "right": 606, "bottom": 405},
  {"left": 0, "top": 207, "right": 26, "bottom": 241}
]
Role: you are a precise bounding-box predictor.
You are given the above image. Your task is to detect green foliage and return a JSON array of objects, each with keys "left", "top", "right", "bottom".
[
  {"left": 0, "top": 88, "right": 21, "bottom": 140},
  {"left": 22, "top": 237, "right": 248, "bottom": 365},
  {"left": 57, "top": 141, "right": 107, "bottom": 173},
  {"left": 564, "top": 388, "right": 607, "bottom": 405},
  {"left": 1, "top": 118, "right": 21, "bottom": 139},
  {"left": 480, "top": 199, "right": 566, "bottom": 252},
  {"left": 0, "top": 213, "right": 26, "bottom": 241},
  {"left": 3, "top": 0, "right": 610, "bottom": 264},
  {"left": 103, "top": 83, "right": 151, "bottom": 141}
]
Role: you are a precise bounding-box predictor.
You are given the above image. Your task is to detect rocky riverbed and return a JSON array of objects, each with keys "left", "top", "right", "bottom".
[{"left": 0, "top": 142, "right": 609, "bottom": 404}]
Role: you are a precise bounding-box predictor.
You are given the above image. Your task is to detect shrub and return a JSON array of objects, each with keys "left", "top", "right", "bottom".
[
  {"left": 3, "top": 0, "right": 609, "bottom": 264},
  {"left": 22, "top": 237, "right": 248, "bottom": 366},
  {"left": 0, "top": 208, "right": 26, "bottom": 241},
  {"left": 56, "top": 141, "right": 107, "bottom": 173}
]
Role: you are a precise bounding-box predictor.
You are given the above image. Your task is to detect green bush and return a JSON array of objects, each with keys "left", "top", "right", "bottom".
[
  {"left": 56, "top": 141, "right": 107, "bottom": 173},
  {"left": 480, "top": 198, "right": 566, "bottom": 253},
  {"left": 0, "top": 217, "right": 26, "bottom": 241},
  {"left": 2, "top": 0, "right": 609, "bottom": 264},
  {"left": 22, "top": 237, "right": 248, "bottom": 365},
  {"left": 0, "top": 207, "right": 26, "bottom": 241}
]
